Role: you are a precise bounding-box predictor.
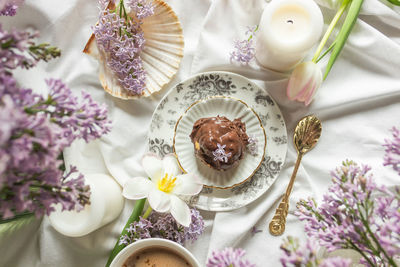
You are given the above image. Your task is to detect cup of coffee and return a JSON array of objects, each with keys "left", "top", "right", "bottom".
[{"left": 110, "top": 238, "right": 201, "bottom": 267}]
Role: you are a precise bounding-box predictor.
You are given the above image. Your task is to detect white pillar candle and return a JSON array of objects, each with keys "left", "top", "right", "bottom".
[
  {"left": 48, "top": 173, "right": 124, "bottom": 237},
  {"left": 255, "top": 0, "right": 323, "bottom": 72}
]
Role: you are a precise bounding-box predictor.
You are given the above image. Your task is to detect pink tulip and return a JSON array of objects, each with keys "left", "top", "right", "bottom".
[{"left": 286, "top": 62, "right": 322, "bottom": 106}]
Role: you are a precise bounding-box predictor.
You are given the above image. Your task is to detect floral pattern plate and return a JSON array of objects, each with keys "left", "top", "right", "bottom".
[{"left": 148, "top": 71, "right": 287, "bottom": 211}]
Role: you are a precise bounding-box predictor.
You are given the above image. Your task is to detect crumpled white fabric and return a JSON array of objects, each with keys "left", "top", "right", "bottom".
[{"left": 0, "top": 0, "right": 399, "bottom": 266}]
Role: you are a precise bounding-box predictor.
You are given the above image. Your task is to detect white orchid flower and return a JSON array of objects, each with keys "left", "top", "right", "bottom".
[
  {"left": 286, "top": 61, "right": 322, "bottom": 106},
  {"left": 122, "top": 153, "right": 203, "bottom": 227}
]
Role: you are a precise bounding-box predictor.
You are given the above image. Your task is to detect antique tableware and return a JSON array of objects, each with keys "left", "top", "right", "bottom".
[
  {"left": 84, "top": 0, "right": 184, "bottom": 99},
  {"left": 269, "top": 115, "right": 322, "bottom": 235},
  {"left": 148, "top": 71, "right": 287, "bottom": 211},
  {"left": 173, "top": 96, "right": 266, "bottom": 189}
]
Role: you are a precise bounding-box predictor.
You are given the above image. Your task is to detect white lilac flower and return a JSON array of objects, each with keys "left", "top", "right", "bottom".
[
  {"left": 122, "top": 153, "right": 203, "bottom": 227},
  {"left": 286, "top": 61, "right": 322, "bottom": 106},
  {"left": 247, "top": 134, "right": 258, "bottom": 156},
  {"left": 212, "top": 143, "right": 232, "bottom": 163}
]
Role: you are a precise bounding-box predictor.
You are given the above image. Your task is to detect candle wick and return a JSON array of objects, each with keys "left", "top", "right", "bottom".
[{"left": 286, "top": 20, "right": 294, "bottom": 24}]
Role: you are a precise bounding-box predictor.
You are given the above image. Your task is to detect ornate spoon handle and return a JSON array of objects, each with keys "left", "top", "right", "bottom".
[{"left": 269, "top": 153, "right": 303, "bottom": 236}]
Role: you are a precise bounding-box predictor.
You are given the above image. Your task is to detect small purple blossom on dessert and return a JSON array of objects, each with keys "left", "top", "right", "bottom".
[
  {"left": 383, "top": 127, "right": 400, "bottom": 175},
  {"left": 247, "top": 134, "right": 258, "bottom": 156},
  {"left": 230, "top": 25, "right": 258, "bottom": 64},
  {"left": 212, "top": 143, "right": 232, "bottom": 163},
  {"left": 206, "top": 247, "right": 256, "bottom": 267},
  {"left": 119, "top": 208, "right": 205, "bottom": 246}
]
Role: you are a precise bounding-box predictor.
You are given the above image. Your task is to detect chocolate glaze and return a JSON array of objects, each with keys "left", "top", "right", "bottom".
[{"left": 190, "top": 116, "right": 249, "bottom": 171}]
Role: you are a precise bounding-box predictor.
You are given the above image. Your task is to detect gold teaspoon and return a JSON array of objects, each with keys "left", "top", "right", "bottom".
[{"left": 269, "top": 115, "right": 322, "bottom": 236}]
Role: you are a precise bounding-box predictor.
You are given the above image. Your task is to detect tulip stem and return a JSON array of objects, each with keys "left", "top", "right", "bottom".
[
  {"left": 311, "top": 0, "right": 350, "bottom": 63},
  {"left": 142, "top": 206, "right": 153, "bottom": 219},
  {"left": 315, "top": 41, "right": 336, "bottom": 63}
]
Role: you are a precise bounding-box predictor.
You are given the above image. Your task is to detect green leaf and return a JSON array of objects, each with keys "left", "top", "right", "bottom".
[
  {"left": 0, "top": 212, "right": 35, "bottom": 238},
  {"left": 324, "top": 0, "right": 364, "bottom": 80},
  {"left": 386, "top": 0, "right": 400, "bottom": 5},
  {"left": 105, "top": 198, "right": 146, "bottom": 267}
]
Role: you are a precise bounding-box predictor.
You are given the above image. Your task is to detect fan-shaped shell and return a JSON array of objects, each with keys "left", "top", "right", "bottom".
[{"left": 83, "top": 0, "right": 184, "bottom": 99}]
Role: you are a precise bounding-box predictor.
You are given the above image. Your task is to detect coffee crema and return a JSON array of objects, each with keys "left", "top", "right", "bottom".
[{"left": 122, "top": 246, "right": 192, "bottom": 267}]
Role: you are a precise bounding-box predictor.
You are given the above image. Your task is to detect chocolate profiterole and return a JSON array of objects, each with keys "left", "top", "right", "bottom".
[{"left": 190, "top": 116, "right": 249, "bottom": 171}]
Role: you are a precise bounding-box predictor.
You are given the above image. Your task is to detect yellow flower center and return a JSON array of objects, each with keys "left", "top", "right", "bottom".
[{"left": 157, "top": 173, "right": 177, "bottom": 193}]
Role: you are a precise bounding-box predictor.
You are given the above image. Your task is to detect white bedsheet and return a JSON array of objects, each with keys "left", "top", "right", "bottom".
[{"left": 1, "top": 0, "right": 400, "bottom": 266}]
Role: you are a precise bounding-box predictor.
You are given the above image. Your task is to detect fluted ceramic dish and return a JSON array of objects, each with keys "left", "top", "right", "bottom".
[
  {"left": 173, "top": 96, "right": 266, "bottom": 189},
  {"left": 84, "top": 0, "right": 184, "bottom": 99},
  {"left": 148, "top": 71, "right": 287, "bottom": 211}
]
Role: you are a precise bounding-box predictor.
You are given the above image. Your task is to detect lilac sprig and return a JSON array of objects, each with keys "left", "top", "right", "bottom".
[
  {"left": 280, "top": 237, "right": 351, "bottom": 267},
  {"left": 119, "top": 208, "right": 204, "bottom": 246},
  {"left": 0, "top": 25, "right": 60, "bottom": 71},
  {"left": 206, "top": 247, "right": 256, "bottom": 267},
  {"left": 383, "top": 127, "right": 400, "bottom": 175},
  {"left": 295, "top": 160, "right": 400, "bottom": 266},
  {"left": 93, "top": 0, "right": 154, "bottom": 95},
  {"left": 230, "top": 25, "right": 258, "bottom": 65},
  {"left": 0, "top": 73, "right": 111, "bottom": 219},
  {"left": 0, "top": 0, "right": 24, "bottom": 16},
  {"left": 212, "top": 143, "right": 232, "bottom": 163}
]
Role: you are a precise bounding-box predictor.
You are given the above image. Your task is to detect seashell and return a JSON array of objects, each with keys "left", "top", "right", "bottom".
[{"left": 83, "top": 0, "right": 184, "bottom": 100}]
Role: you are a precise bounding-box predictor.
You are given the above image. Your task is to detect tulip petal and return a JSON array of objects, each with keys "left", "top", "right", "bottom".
[
  {"left": 142, "top": 154, "right": 163, "bottom": 180},
  {"left": 173, "top": 174, "right": 203, "bottom": 196},
  {"left": 170, "top": 195, "right": 191, "bottom": 227},
  {"left": 122, "top": 177, "right": 153, "bottom": 199},
  {"left": 148, "top": 188, "right": 171, "bottom": 213},
  {"left": 162, "top": 154, "right": 181, "bottom": 177},
  {"left": 286, "top": 62, "right": 322, "bottom": 105}
]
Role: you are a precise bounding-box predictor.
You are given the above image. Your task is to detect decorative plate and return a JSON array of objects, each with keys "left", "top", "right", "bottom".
[
  {"left": 173, "top": 96, "right": 266, "bottom": 189},
  {"left": 148, "top": 71, "right": 287, "bottom": 211},
  {"left": 84, "top": 0, "right": 184, "bottom": 99}
]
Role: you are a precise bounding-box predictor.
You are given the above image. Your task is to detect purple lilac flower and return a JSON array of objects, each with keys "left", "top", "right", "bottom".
[
  {"left": 93, "top": 0, "right": 154, "bottom": 95},
  {"left": 319, "top": 257, "right": 352, "bottom": 267},
  {"left": 250, "top": 226, "right": 262, "bottom": 236},
  {"left": 46, "top": 79, "right": 111, "bottom": 143},
  {"left": 0, "top": 74, "right": 110, "bottom": 218},
  {"left": 0, "top": 0, "right": 24, "bottom": 16},
  {"left": 0, "top": 25, "right": 60, "bottom": 71},
  {"left": 383, "top": 127, "right": 400, "bottom": 175},
  {"left": 206, "top": 247, "right": 256, "bottom": 267},
  {"left": 126, "top": 0, "right": 154, "bottom": 19},
  {"left": 119, "top": 208, "right": 205, "bottom": 246},
  {"left": 280, "top": 237, "right": 352, "bottom": 267},
  {"left": 212, "top": 143, "right": 232, "bottom": 163},
  {"left": 247, "top": 134, "right": 258, "bottom": 156},
  {"left": 295, "top": 160, "right": 400, "bottom": 266},
  {"left": 230, "top": 25, "right": 258, "bottom": 64}
]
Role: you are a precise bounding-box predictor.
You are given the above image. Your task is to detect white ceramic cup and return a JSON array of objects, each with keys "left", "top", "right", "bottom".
[
  {"left": 48, "top": 173, "right": 124, "bottom": 237},
  {"left": 110, "top": 238, "right": 201, "bottom": 267}
]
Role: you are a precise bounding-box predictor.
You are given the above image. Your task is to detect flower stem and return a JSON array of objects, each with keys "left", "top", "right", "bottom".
[
  {"left": 105, "top": 198, "right": 146, "bottom": 267},
  {"left": 348, "top": 239, "right": 375, "bottom": 267},
  {"left": 142, "top": 206, "right": 152, "bottom": 219},
  {"left": 311, "top": 0, "right": 351, "bottom": 63}
]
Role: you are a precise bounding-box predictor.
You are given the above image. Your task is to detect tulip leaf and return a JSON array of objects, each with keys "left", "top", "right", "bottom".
[
  {"left": 386, "top": 0, "right": 400, "bottom": 5},
  {"left": 106, "top": 198, "right": 146, "bottom": 267},
  {"left": 324, "top": 0, "right": 364, "bottom": 80}
]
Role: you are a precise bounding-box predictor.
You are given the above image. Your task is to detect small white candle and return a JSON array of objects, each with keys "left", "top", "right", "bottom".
[
  {"left": 48, "top": 173, "right": 124, "bottom": 237},
  {"left": 255, "top": 0, "right": 323, "bottom": 72}
]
